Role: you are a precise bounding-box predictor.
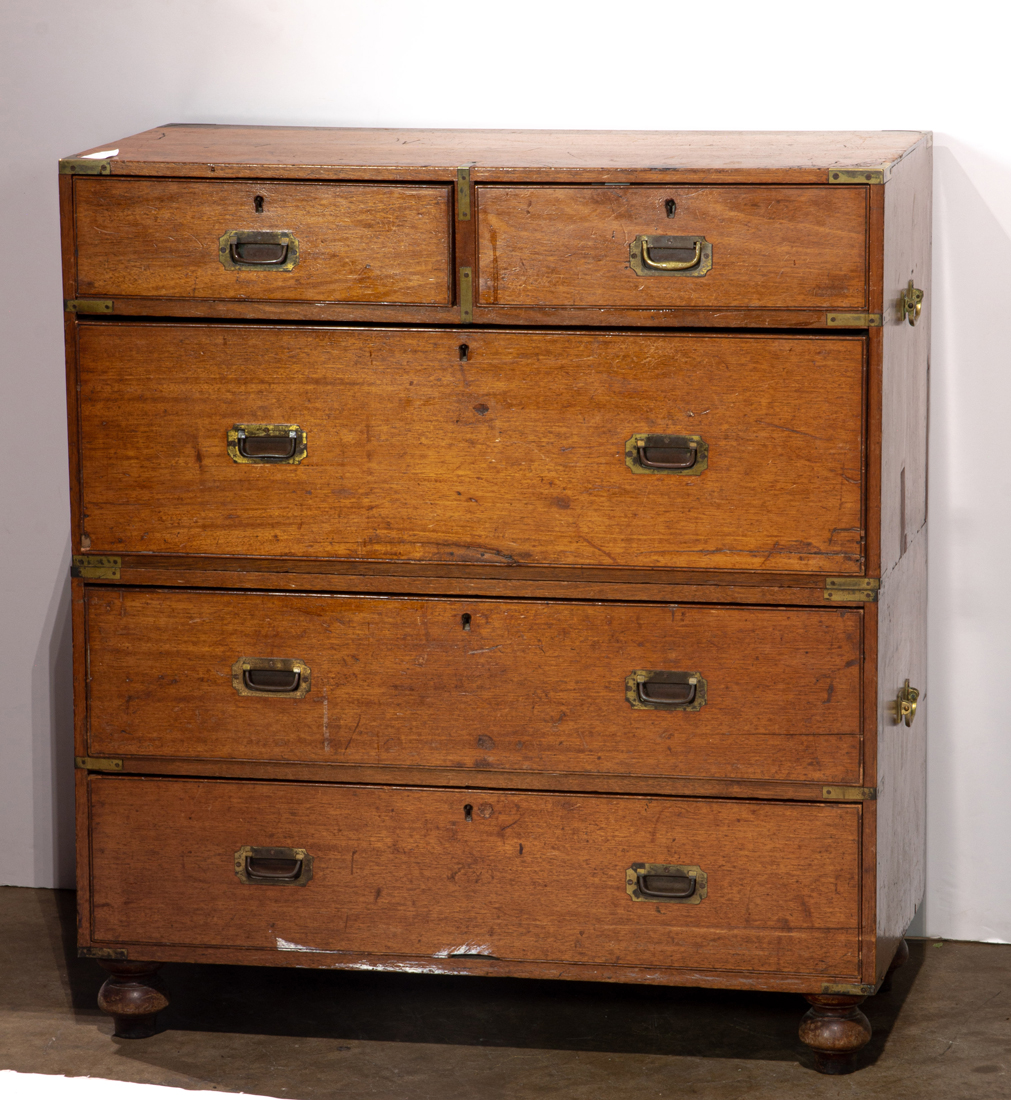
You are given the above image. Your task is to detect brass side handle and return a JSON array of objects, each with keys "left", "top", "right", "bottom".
[
  {"left": 218, "top": 230, "right": 299, "bottom": 271},
  {"left": 625, "top": 434, "right": 708, "bottom": 476},
  {"left": 232, "top": 657, "right": 311, "bottom": 698},
  {"left": 899, "top": 281, "right": 924, "bottom": 326},
  {"left": 626, "top": 863, "right": 707, "bottom": 905},
  {"left": 626, "top": 670, "right": 707, "bottom": 712},
  {"left": 896, "top": 679, "right": 920, "bottom": 726},
  {"left": 630, "top": 235, "right": 712, "bottom": 278},
  {"left": 234, "top": 846, "right": 313, "bottom": 886},
  {"left": 227, "top": 424, "right": 307, "bottom": 465}
]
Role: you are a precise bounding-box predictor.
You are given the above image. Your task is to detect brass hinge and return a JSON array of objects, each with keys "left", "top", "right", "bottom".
[
  {"left": 828, "top": 169, "right": 886, "bottom": 185},
  {"left": 72, "top": 555, "right": 121, "bottom": 579},
  {"left": 826, "top": 312, "right": 882, "bottom": 327},
  {"left": 822, "top": 785, "right": 876, "bottom": 801},
  {"left": 78, "top": 946, "right": 128, "bottom": 959},
  {"left": 821, "top": 981, "right": 878, "bottom": 995},
  {"left": 456, "top": 166, "right": 472, "bottom": 220},
  {"left": 459, "top": 266, "right": 473, "bottom": 323},
  {"left": 75, "top": 756, "right": 124, "bottom": 772},
  {"left": 824, "top": 577, "right": 878, "bottom": 602},
  {"left": 60, "top": 157, "right": 113, "bottom": 176},
  {"left": 66, "top": 299, "right": 114, "bottom": 314}
]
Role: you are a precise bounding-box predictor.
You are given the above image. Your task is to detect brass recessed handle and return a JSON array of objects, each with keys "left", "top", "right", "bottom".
[
  {"left": 626, "top": 670, "right": 707, "bottom": 711},
  {"left": 900, "top": 281, "right": 924, "bottom": 326},
  {"left": 227, "top": 424, "right": 307, "bottom": 465},
  {"left": 232, "top": 657, "right": 311, "bottom": 698},
  {"left": 218, "top": 229, "right": 299, "bottom": 271},
  {"left": 896, "top": 679, "right": 919, "bottom": 726},
  {"left": 626, "top": 863, "right": 707, "bottom": 905},
  {"left": 625, "top": 434, "right": 708, "bottom": 476},
  {"left": 629, "top": 235, "right": 712, "bottom": 278},
  {"left": 234, "top": 846, "right": 313, "bottom": 886}
]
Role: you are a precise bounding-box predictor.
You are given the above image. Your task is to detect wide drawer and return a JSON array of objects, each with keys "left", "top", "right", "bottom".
[
  {"left": 76, "top": 324, "right": 865, "bottom": 573},
  {"left": 476, "top": 185, "right": 869, "bottom": 311},
  {"left": 87, "top": 776, "right": 862, "bottom": 978},
  {"left": 85, "top": 588, "right": 863, "bottom": 784},
  {"left": 73, "top": 179, "right": 452, "bottom": 305}
]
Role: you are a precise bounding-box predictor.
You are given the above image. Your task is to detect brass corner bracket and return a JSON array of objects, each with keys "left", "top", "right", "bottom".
[
  {"left": 71, "top": 556, "right": 121, "bottom": 579},
  {"left": 828, "top": 169, "right": 885, "bottom": 185},
  {"left": 824, "top": 577, "right": 878, "bottom": 603}
]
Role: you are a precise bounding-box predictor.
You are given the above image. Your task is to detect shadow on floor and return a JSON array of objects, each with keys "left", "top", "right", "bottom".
[{"left": 51, "top": 889, "right": 922, "bottom": 1066}]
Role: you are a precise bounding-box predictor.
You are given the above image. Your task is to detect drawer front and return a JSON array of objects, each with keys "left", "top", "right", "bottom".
[
  {"left": 477, "top": 186, "right": 868, "bottom": 310},
  {"left": 77, "top": 324, "right": 865, "bottom": 573},
  {"left": 86, "top": 588, "right": 862, "bottom": 784},
  {"left": 74, "top": 179, "right": 452, "bottom": 305},
  {"left": 88, "top": 777, "right": 862, "bottom": 978}
]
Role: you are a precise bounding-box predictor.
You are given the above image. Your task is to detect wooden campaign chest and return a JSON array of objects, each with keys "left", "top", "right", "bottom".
[{"left": 61, "top": 126, "right": 929, "bottom": 1073}]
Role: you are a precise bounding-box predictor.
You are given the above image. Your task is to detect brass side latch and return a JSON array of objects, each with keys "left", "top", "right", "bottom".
[
  {"left": 899, "top": 281, "right": 924, "bottom": 326},
  {"left": 896, "top": 679, "right": 920, "bottom": 726}
]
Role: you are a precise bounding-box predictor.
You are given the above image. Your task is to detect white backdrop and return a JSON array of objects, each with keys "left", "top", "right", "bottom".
[{"left": 1, "top": 0, "right": 1008, "bottom": 943}]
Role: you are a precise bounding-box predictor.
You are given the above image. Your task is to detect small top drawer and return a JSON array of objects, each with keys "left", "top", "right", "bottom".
[
  {"left": 73, "top": 178, "right": 452, "bottom": 305},
  {"left": 476, "top": 185, "right": 868, "bottom": 311}
]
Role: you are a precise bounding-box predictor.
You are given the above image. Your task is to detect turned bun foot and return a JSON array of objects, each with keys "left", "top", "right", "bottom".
[
  {"left": 880, "top": 937, "right": 910, "bottom": 993},
  {"left": 97, "top": 960, "right": 169, "bottom": 1038},
  {"left": 799, "top": 994, "right": 871, "bottom": 1074}
]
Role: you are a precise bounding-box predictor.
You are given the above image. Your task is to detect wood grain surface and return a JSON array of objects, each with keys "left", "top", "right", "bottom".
[
  {"left": 87, "top": 776, "right": 862, "bottom": 978},
  {"left": 75, "top": 324, "right": 866, "bottom": 573},
  {"left": 74, "top": 179, "right": 452, "bottom": 304},
  {"left": 85, "top": 588, "right": 864, "bottom": 784},
  {"left": 477, "top": 186, "right": 868, "bottom": 310},
  {"left": 70, "top": 125, "right": 928, "bottom": 185}
]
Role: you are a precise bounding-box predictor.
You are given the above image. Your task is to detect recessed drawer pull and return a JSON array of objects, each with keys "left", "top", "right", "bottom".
[
  {"left": 218, "top": 230, "right": 299, "bottom": 271},
  {"left": 626, "top": 670, "right": 707, "bottom": 711},
  {"left": 625, "top": 433, "right": 708, "bottom": 475},
  {"left": 640, "top": 872, "right": 694, "bottom": 898},
  {"left": 232, "top": 657, "right": 311, "bottom": 698},
  {"left": 244, "top": 668, "right": 300, "bottom": 693},
  {"left": 639, "top": 679, "right": 695, "bottom": 706},
  {"left": 234, "top": 845, "right": 313, "bottom": 886},
  {"left": 226, "top": 424, "right": 307, "bottom": 465},
  {"left": 629, "top": 234, "right": 712, "bottom": 278},
  {"left": 626, "top": 862, "right": 707, "bottom": 904}
]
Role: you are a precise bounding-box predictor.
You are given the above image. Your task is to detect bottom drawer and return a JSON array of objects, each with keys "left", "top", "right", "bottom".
[{"left": 87, "top": 777, "right": 861, "bottom": 979}]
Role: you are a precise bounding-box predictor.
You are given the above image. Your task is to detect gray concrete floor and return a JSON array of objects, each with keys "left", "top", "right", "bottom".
[{"left": 0, "top": 886, "right": 1007, "bottom": 1098}]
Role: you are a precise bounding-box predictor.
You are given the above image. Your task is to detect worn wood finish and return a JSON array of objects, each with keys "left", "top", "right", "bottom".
[
  {"left": 73, "top": 126, "right": 929, "bottom": 184},
  {"left": 87, "top": 776, "right": 863, "bottom": 978},
  {"left": 477, "top": 186, "right": 868, "bottom": 311},
  {"left": 76, "top": 324, "right": 865, "bottom": 573},
  {"left": 74, "top": 179, "right": 452, "bottom": 305},
  {"left": 871, "top": 138, "right": 931, "bottom": 984},
  {"left": 85, "top": 588, "right": 864, "bottom": 784}
]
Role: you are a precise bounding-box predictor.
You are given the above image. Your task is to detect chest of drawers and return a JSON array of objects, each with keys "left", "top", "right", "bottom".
[{"left": 61, "top": 126, "right": 929, "bottom": 1074}]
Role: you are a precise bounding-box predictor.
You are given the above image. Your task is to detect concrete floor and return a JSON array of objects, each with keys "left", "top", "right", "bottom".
[{"left": 1, "top": 886, "right": 1007, "bottom": 1099}]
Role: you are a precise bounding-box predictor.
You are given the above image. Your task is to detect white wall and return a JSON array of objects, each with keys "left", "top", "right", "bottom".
[{"left": 2, "top": 0, "right": 1008, "bottom": 942}]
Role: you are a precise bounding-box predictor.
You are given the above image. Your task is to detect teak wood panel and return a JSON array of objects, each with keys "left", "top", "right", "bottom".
[
  {"left": 476, "top": 186, "right": 868, "bottom": 310},
  {"left": 75, "top": 324, "right": 865, "bottom": 573},
  {"left": 85, "top": 588, "right": 864, "bottom": 785},
  {"left": 87, "top": 776, "right": 862, "bottom": 979},
  {"left": 74, "top": 179, "right": 452, "bottom": 305},
  {"left": 72, "top": 125, "right": 928, "bottom": 185}
]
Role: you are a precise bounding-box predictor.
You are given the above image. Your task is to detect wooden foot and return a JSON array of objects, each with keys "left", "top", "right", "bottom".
[
  {"left": 799, "top": 994, "right": 871, "bottom": 1074},
  {"left": 880, "top": 937, "right": 910, "bottom": 993},
  {"left": 97, "top": 961, "right": 169, "bottom": 1039}
]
